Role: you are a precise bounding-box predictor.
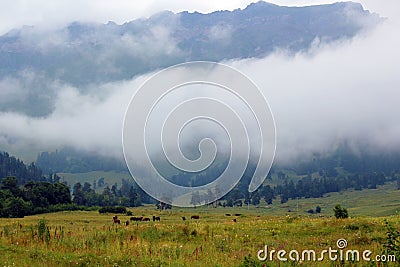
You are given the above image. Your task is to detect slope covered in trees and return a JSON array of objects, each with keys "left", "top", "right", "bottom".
[
  {"left": 70, "top": 178, "right": 144, "bottom": 208},
  {"left": 35, "top": 142, "right": 400, "bottom": 208},
  {"left": 0, "top": 152, "right": 75, "bottom": 217},
  {"left": 0, "top": 176, "right": 72, "bottom": 217},
  {"left": 36, "top": 147, "right": 127, "bottom": 174},
  {"left": 1, "top": 151, "right": 44, "bottom": 184},
  {"left": 3, "top": 143, "right": 400, "bottom": 215}
]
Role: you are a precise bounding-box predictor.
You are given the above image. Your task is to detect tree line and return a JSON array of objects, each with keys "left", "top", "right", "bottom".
[
  {"left": 275, "top": 172, "right": 389, "bottom": 204},
  {"left": 0, "top": 176, "right": 72, "bottom": 217},
  {"left": 2, "top": 148, "right": 400, "bottom": 216},
  {"left": 1, "top": 152, "right": 44, "bottom": 184},
  {"left": 0, "top": 175, "right": 146, "bottom": 218},
  {"left": 36, "top": 147, "right": 127, "bottom": 174},
  {"left": 220, "top": 171, "right": 396, "bottom": 206},
  {"left": 71, "top": 179, "right": 143, "bottom": 208}
]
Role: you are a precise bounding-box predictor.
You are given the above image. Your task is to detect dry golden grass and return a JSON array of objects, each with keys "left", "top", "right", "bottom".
[{"left": 0, "top": 206, "right": 399, "bottom": 266}]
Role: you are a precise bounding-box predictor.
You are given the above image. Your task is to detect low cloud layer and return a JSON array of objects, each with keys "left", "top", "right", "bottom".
[
  {"left": 232, "top": 17, "right": 400, "bottom": 163},
  {"left": 0, "top": 0, "right": 396, "bottom": 35},
  {"left": 0, "top": 0, "right": 256, "bottom": 35},
  {"left": 0, "top": 76, "right": 148, "bottom": 160},
  {"left": 0, "top": 2, "right": 399, "bottom": 165}
]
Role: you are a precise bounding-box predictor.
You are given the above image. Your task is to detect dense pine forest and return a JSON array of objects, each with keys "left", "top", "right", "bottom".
[
  {"left": 0, "top": 152, "right": 144, "bottom": 217},
  {"left": 0, "top": 152, "right": 44, "bottom": 184},
  {"left": 2, "top": 146, "right": 400, "bottom": 217}
]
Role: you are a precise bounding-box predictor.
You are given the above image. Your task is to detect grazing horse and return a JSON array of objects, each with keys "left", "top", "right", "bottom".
[
  {"left": 130, "top": 216, "right": 143, "bottom": 222},
  {"left": 125, "top": 221, "right": 129, "bottom": 226},
  {"left": 153, "top": 216, "right": 160, "bottom": 221},
  {"left": 112, "top": 215, "right": 121, "bottom": 224},
  {"left": 182, "top": 216, "right": 186, "bottom": 221},
  {"left": 233, "top": 218, "right": 237, "bottom": 222},
  {"left": 191, "top": 215, "right": 200, "bottom": 220},
  {"left": 142, "top": 217, "right": 151, "bottom": 222}
]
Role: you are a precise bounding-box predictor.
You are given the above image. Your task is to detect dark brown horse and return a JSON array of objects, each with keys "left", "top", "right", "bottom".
[
  {"left": 112, "top": 215, "right": 121, "bottom": 224},
  {"left": 130, "top": 216, "right": 143, "bottom": 222},
  {"left": 191, "top": 215, "right": 200, "bottom": 220}
]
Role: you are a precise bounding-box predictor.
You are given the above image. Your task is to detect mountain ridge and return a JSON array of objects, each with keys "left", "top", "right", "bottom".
[{"left": 0, "top": 2, "right": 382, "bottom": 117}]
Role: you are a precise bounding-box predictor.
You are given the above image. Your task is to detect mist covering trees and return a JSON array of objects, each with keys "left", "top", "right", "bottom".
[
  {"left": 2, "top": 144, "right": 400, "bottom": 217},
  {"left": 71, "top": 179, "right": 142, "bottom": 207},
  {"left": 0, "top": 151, "right": 148, "bottom": 217}
]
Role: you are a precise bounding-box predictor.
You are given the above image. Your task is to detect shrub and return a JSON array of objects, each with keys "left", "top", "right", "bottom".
[
  {"left": 345, "top": 224, "right": 360, "bottom": 231},
  {"left": 333, "top": 204, "right": 348, "bottom": 219},
  {"left": 238, "top": 254, "right": 265, "bottom": 267},
  {"left": 1, "top": 197, "right": 31, "bottom": 218},
  {"left": 98, "top": 206, "right": 127, "bottom": 214},
  {"left": 316, "top": 206, "right": 321, "bottom": 213},
  {"left": 37, "top": 219, "right": 50, "bottom": 243},
  {"left": 382, "top": 220, "right": 400, "bottom": 260}
]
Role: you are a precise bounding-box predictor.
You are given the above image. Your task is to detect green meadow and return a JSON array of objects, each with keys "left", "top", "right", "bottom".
[{"left": 0, "top": 182, "right": 399, "bottom": 267}]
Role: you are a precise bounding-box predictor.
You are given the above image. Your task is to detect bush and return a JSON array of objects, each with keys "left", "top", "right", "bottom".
[
  {"left": 37, "top": 219, "right": 50, "bottom": 243},
  {"left": 382, "top": 220, "right": 400, "bottom": 260},
  {"left": 333, "top": 204, "right": 348, "bottom": 219},
  {"left": 33, "top": 207, "right": 50, "bottom": 215},
  {"left": 29, "top": 203, "right": 95, "bottom": 215},
  {"left": 1, "top": 197, "right": 31, "bottom": 218},
  {"left": 238, "top": 254, "right": 265, "bottom": 267},
  {"left": 316, "top": 206, "right": 321, "bottom": 213},
  {"left": 98, "top": 206, "right": 127, "bottom": 214}
]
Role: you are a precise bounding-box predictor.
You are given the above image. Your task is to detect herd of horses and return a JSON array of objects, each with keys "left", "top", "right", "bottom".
[
  {"left": 112, "top": 214, "right": 201, "bottom": 225},
  {"left": 112, "top": 213, "right": 242, "bottom": 225}
]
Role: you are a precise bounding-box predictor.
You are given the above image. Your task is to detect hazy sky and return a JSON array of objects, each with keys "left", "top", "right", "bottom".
[{"left": 0, "top": 0, "right": 399, "bottom": 164}]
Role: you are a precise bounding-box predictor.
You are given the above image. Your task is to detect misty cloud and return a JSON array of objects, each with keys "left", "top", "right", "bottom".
[
  {"left": 230, "top": 16, "right": 400, "bottom": 163},
  {"left": 0, "top": 0, "right": 257, "bottom": 35},
  {"left": 0, "top": 1, "right": 398, "bottom": 167},
  {"left": 0, "top": 71, "right": 57, "bottom": 116},
  {"left": 0, "top": 75, "right": 148, "bottom": 160},
  {"left": 207, "top": 24, "right": 233, "bottom": 43}
]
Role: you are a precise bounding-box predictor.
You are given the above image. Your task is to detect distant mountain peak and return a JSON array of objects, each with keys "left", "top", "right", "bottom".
[
  {"left": 0, "top": 1, "right": 383, "bottom": 117},
  {"left": 245, "top": 1, "right": 279, "bottom": 8}
]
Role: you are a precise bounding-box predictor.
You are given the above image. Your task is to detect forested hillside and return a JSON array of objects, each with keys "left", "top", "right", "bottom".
[
  {"left": 36, "top": 148, "right": 127, "bottom": 174},
  {"left": 0, "top": 151, "right": 44, "bottom": 184},
  {"left": 34, "top": 142, "right": 400, "bottom": 208},
  {"left": 0, "top": 152, "right": 73, "bottom": 217},
  {"left": 0, "top": 151, "right": 148, "bottom": 217}
]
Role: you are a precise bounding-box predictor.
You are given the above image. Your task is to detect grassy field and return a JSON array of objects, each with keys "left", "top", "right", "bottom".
[
  {"left": 275, "top": 182, "right": 400, "bottom": 217},
  {"left": 0, "top": 204, "right": 399, "bottom": 266},
  {"left": 58, "top": 170, "right": 400, "bottom": 217},
  {"left": 3, "top": 177, "right": 399, "bottom": 266}
]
